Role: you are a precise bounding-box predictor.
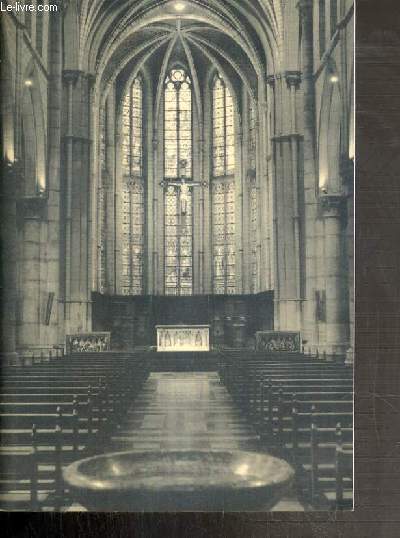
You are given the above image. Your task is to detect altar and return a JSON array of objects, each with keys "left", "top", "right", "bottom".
[{"left": 156, "top": 325, "right": 210, "bottom": 352}]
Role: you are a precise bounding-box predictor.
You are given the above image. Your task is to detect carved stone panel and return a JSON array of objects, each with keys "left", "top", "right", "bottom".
[{"left": 255, "top": 331, "right": 301, "bottom": 352}]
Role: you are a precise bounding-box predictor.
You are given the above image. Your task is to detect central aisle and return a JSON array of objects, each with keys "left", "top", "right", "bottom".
[{"left": 110, "top": 372, "right": 260, "bottom": 452}]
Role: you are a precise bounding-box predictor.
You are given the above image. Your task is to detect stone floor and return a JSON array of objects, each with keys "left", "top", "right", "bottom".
[{"left": 105, "top": 372, "right": 304, "bottom": 511}]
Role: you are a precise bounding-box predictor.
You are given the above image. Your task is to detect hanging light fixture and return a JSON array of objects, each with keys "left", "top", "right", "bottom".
[{"left": 174, "top": 2, "right": 186, "bottom": 12}]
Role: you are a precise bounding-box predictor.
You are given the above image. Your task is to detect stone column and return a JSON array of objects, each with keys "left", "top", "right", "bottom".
[
  {"left": 320, "top": 194, "right": 347, "bottom": 356},
  {"left": 259, "top": 82, "right": 272, "bottom": 292},
  {"left": 342, "top": 155, "right": 354, "bottom": 364},
  {"left": 269, "top": 72, "right": 302, "bottom": 332},
  {"left": 17, "top": 198, "right": 46, "bottom": 351},
  {"left": 145, "top": 78, "right": 154, "bottom": 295},
  {"left": 46, "top": 5, "right": 63, "bottom": 347},
  {"left": 62, "top": 69, "right": 79, "bottom": 325},
  {"left": 298, "top": 0, "right": 319, "bottom": 352},
  {"left": 202, "top": 84, "right": 212, "bottom": 294},
  {"left": 62, "top": 70, "right": 92, "bottom": 334},
  {"left": 0, "top": 161, "right": 20, "bottom": 361}
]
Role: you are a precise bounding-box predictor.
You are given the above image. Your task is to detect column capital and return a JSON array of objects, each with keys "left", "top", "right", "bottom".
[
  {"left": 318, "top": 193, "right": 345, "bottom": 216},
  {"left": 266, "top": 74, "right": 276, "bottom": 87},
  {"left": 16, "top": 195, "right": 48, "bottom": 221},
  {"left": 87, "top": 73, "right": 96, "bottom": 89},
  {"left": 285, "top": 70, "right": 302, "bottom": 89},
  {"left": 63, "top": 70, "right": 81, "bottom": 85}
]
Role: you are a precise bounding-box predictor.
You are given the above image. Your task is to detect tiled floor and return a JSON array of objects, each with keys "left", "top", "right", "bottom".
[
  {"left": 110, "top": 372, "right": 260, "bottom": 452},
  {"left": 107, "top": 372, "right": 304, "bottom": 511}
]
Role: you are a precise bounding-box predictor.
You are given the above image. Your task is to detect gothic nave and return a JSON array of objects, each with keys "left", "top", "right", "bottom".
[{"left": 0, "top": 0, "right": 354, "bottom": 512}]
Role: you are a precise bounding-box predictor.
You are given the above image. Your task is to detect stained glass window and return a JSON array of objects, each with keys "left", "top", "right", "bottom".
[
  {"left": 122, "top": 78, "right": 143, "bottom": 177},
  {"left": 164, "top": 186, "right": 193, "bottom": 296},
  {"left": 212, "top": 74, "right": 236, "bottom": 293},
  {"left": 248, "top": 99, "right": 257, "bottom": 171},
  {"left": 164, "top": 68, "right": 192, "bottom": 178},
  {"left": 212, "top": 181, "right": 236, "bottom": 294},
  {"left": 98, "top": 105, "right": 107, "bottom": 293},
  {"left": 248, "top": 99, "right": 258, "bottom": 294},
  {"left": 120, "top": 77, "right": 145, "bottom": 295},
  {"left": 98, "top": 186, "right": 107, "bottom": 294},
  {"left": 250, "top": 181, "right": 258, "bottom": 294},
  {"left": 163, "top": 68, "right": 193, "bottom": 295},
  {"left": 212, "top": 74, "right": 235, "bottom": 177},
  {"left": 100, "top": 104, "right": 107, "bottom": 172}
]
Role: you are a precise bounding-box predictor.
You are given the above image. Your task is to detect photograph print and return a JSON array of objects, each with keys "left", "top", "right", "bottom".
[{"left": 0, "top": 0, "right": 354, "bottom": 512}]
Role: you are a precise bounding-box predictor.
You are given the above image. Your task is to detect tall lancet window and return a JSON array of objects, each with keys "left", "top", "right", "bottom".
[
  {"left": 248, "top": 99, "right": 258, "bottom": 293},
  {"left": 98, "top": 104, "right": 107, "bottom": 293},
  {"left": 164, "top": 68, "right": 193, "bottom": 296},
  {"left": 121, "top": 76, "right": 145, "bottom": 295},
  {"left": 212, "top": 74, "right": 236, "bottom": 294}
]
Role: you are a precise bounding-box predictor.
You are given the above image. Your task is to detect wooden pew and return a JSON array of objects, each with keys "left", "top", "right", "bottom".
[{"left": 0, "top": 354, "right": 150, "bottom": 510}]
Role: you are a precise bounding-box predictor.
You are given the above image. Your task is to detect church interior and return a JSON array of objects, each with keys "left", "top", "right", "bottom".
[{"left": 1, "top": 0, "right": 354, "bottom": 512}]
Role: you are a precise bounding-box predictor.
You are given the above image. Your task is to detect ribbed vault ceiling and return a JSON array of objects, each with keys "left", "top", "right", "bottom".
[{"left": 75, "top": 0, "right": 284, "bottom": 100}]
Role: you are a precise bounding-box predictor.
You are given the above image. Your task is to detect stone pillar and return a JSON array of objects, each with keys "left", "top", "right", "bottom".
[
  {"left": 298, "top": 0, "right": 319, "bottom": 352},
  {"left": 320, "top": 194, "right": 347, "bottom": 356},
  {"left": 202, "top": 83, "right": 212, "bottom": 294},
  {"left": 342, "top": 155, "right": 354, "bottom": 365},
  {"left": 145, "top": 78, "right": 155, "bottom": 295},
  {"left": 62, "top": 70, "right": 92, "bottom": 334},
  {"left": 47, "top": 6, "right": 63, "bottom": 347},
  {"left": 17, "top": 199, "right": 46, "bottom": 351},
  {"left": 269, "top": 71, "right": 302, "bottom": 332},
  {"left": 260, "top": 83, "right": 272, "bottom": 292},
  {"left": 0, "top": 161, "right": 20, "bottom": 361}
]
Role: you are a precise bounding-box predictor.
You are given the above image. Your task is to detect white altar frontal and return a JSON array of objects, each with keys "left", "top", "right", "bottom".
[{"left": 156, "top": 325, "right": 210, "bottom": 352}]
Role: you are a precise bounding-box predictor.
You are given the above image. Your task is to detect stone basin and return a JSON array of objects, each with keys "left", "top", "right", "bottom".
[{"left": 63, "top": 450, "right": 295, "bottom": 511}]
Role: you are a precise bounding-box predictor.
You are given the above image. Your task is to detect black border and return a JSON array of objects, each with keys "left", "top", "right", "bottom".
[{"left": 3, "top": 0, "right": 400, "bottom": 535}]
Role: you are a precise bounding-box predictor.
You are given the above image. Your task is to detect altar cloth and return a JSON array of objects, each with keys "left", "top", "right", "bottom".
[{"left": 156, "top": 325, "right": 210, "bottom": 352}]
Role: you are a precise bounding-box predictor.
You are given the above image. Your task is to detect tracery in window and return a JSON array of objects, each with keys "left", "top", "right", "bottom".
[
  {"left": 212, "top": 74, "right": 235, "bottom": 177},
  {"left": 249, "top": 179, "right": 258, "bottom": 294},
  {"left": 164, "top": 68, "right": 192, "bottom": 178},
  {"left": 163, "top": 68, "right": 193, "bottom": 295},
  {"left": 248, "top": 98, "right": 258, "bottom": 293},
  {"left": 212, "top": 181, "right": 236, "bottom": 294},
  {"left": 212, "top": 74, "right": 236, "bottom": 294},
  {"left": 122, "top": 77, "right": 143, "bottom": 177},
  {"left": 120, "top": 77, "right": 145, "bottom": 295},
  {"left": 98, "top": 105, "right": 107, "bottom": 293},
  {"left": 164, "top": 185, "right": 193, "bottom": 296}
]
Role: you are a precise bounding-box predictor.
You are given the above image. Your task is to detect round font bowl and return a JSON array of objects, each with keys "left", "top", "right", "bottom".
[{"left": 63, "top": 450, "right": 295, "bottom": 511}]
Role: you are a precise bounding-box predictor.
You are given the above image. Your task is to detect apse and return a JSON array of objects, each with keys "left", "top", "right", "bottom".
[{"left": 92, "top": 0, "right": 269, "bottom": 299}]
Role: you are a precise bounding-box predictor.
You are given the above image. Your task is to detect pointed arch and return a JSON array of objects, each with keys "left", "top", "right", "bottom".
[
  {"left": 20, "top": 66, "right": 46, "bottom": 194},
  {"left": 212, "top": 73, "right": 235, "bottom": 178}
]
